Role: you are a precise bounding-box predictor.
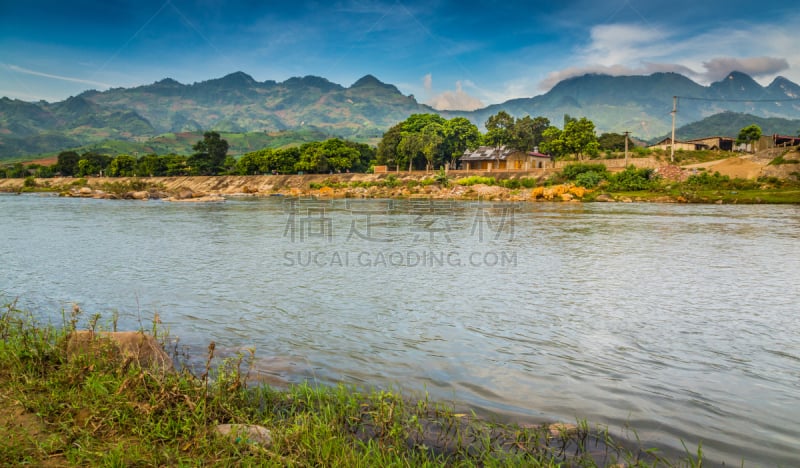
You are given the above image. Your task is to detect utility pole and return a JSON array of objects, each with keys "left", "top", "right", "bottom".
[
  {"left": 623, "top": 131, "right": 630, "bottom": 167},
  {"left": 670, "top": 96, "right": 677, "bottom": 163}
]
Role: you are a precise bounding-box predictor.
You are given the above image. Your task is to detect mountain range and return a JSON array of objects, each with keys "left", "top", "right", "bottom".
[{"left": 2, "top": 70, "right": 800, "bottom": 159}]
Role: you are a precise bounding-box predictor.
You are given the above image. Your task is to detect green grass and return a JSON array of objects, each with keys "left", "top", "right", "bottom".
[{"left": 0, "top": 301, "right": 704, "bottom": 466}]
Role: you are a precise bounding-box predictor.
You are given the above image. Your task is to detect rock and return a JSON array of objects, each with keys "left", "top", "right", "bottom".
[
  {"left": 214, "top": 424, "right": 272, "bottom": 448},
  {"left": 595, "top": 194, "right": 614, "bottom": 202},
  {"left": 66, "top": 331, "right": 174, "bottom": 371},
  {"left": 560, "top": 193, "right": 573, "bottom": 201},
  {"left": 177, "top": 189, "right": 194, "bottom": 200},
  {"left": 78, "top": 187, "right": 93, "bottom": 195},
  {"left": 131, "top": 191, "right": 149, "bottom": 200}
]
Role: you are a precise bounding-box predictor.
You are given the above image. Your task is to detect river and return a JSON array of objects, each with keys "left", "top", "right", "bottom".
[{"left": 1, "top": 193, "right": 798, "bottom": 466}]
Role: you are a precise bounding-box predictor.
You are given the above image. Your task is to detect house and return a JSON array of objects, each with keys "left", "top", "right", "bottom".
[
  {"left": 685, "top": 136, "right": 735, "bottom": 151},
  {"left": 647, "top": 136, "right": 734, "bottom": 151},
  {"left": 647, "top": 138, "right": 698, "bottom": 152},
  {"left": 459, "top": 146, "right": 553, "bottom": 170},
  {"left": 527, "top": 150, "right": 554, "bottom": 169}
]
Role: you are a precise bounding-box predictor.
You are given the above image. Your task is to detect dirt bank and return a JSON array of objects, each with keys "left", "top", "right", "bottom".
[{"left": 0, "top": 170, "right": 556, "bottom": 201}]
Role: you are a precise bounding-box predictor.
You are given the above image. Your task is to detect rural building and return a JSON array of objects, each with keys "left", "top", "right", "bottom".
[
  {"left": 459, "top": 146, "right": 553, "bottom": 170},
  {"left": 648, "top": 136, "right": 734, "bottom": 151}
]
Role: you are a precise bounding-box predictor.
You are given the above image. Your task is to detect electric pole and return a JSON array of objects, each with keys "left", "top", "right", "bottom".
[{"left": 670, "top": 96, "right": 677, "bottom": 163}]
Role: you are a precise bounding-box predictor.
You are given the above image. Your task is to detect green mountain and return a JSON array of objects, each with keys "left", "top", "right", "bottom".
[
  {"left": 445, "top": 71, "right": 800, "bottom": 140},
  {"left": 2, "top": 70, "right": 800, "bottom": 160},
  {"left": 665, "top": 112, "right": 800, "bottom": 141}
]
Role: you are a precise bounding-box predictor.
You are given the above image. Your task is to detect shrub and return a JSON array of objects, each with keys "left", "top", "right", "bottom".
[
  {"left": 561, "top": 163, "right": 609, "bottom": 181},
  {"left": 456, "top": 176, "right": 496, "bottom": 186},
  {"left": 574, "top": 171, "right": 604, "bottom": 188},
  {"left": 607, "top": 166, "right": 657, "bottom": 191}
]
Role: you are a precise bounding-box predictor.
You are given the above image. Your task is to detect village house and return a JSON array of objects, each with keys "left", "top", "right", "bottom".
[
  {"left": 648, "top": 136, "right": 735, "bottom": 152},
  {"left": 459, "top": 146, "right": 553, "bottom": 170}
]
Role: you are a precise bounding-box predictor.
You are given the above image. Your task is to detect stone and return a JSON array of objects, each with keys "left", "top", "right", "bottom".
[
  {"left": 214, "top": 424, "right": 272, "bottom": 448},
  {"left": 177, "top": 189, "right": 194, "bottom": 200},
  {"left": 131, "top": 191, "right": 149, "bottom": 200},
  {"left": 595, "top": 194, "right": 614, "bottom": 202},
  {"left": 66, "top": 331, "right": 174, "bottom": 371},
  {"left": 560, "top": 193, "right": 573, "bottom": 201},
  {"left": 78, "top": 187, "right": 93, "bottom": 195}
]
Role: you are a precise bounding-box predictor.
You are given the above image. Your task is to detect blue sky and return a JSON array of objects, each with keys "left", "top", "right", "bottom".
[{"left": 1, "top": 0, "right": 797, "bottom": 109}]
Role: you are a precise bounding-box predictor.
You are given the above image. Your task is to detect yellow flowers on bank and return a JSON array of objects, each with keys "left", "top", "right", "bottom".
[{"left": 530, "top": 184, "right": 589, "bottom": 201}]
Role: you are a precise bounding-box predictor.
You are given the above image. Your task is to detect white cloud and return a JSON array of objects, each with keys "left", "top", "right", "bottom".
[
  {"left": 5, "top": 64, "right": 113, "bottom": 89},
  {"left": 424, "top": 77, "right": 484, "bottom": 111},
  {"left": 534, "top": 17, "right": 800, "bottom": 93},
  {"left": 700, "top": 57, "right": 789, "bottom": 82}
]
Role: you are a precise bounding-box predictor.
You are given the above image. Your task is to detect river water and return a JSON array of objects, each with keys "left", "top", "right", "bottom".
[{"left": 1, "top": 193, "right": 798, "bottom": 465}]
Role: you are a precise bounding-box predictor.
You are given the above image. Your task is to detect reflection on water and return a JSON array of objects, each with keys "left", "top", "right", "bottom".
[{"left": 1, "top": 195, "right": 799, "bottom": 465}]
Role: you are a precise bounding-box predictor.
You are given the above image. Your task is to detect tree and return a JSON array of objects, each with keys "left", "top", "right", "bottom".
[
  {"left": 190, "top": 131, "right": 229, "bottom": 175},
  {"left": 539, "top": 117, "right": 599, "bottom": 160},
  {"left": 540, "top": 127, "right": 566, "bottom": 158},
  {"left": 737, "top": 124, "right": 762, "bottom": 152},
  {"left": 597, "top": 132, "right": 627, "bottom": 152},
  {"left": 294, "top": 139, "right": 361, "bottom": 173},
  {"left": 511, "top": 116, "right": 550, "bottom": 152},
  {"left": 484, "top": 111, "right": 515, "bottom": 147},
  {"left": 563, "top": 117, "right": 599, "bottom": 160},
  {"left": 443, "top": 117, "right": 481, "bottom": 168},
  {"left": 236, "top": 150, "right": 269, "bottom": 175},
  {"left": 420, "top": 123, "right": 445, "bottom": 171},
  {"left": 397, "top": 132, "right": 425, "bottom": 172},
  {"left": 56, "top": 151, "right": 80, "bottom": 176},
  {"left": 137, "top": 154, "right": 168, "bottom": 177},
  {"left": 376, "top": 123, "right": 404, "bottom": 168},
  {"left": 108, "top": 154, "right": 137, "bottom": 177}
]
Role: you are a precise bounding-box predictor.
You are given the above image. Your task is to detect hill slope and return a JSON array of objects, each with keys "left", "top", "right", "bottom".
[{"left": 2, "top": 71, "right": 800, "bottom": 159}]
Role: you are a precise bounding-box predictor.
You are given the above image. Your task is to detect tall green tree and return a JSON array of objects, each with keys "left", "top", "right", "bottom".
[
  {"left": 443, "top": 117, "right": 481, "bottom": 168},
  {"left": 511, "top": 116, "right": 550, "bottom": 152},
  {"left": 137, "top": 154, "right": 168, "bottom": 177},
  {"left": 484, "top": 111, "right": 515, "bottom": 147},
  {"left": 736, "top": 124, "right": 762, "bottom": 152},
  {"left": 108, "top": 154, "right": 137, "bottom": 177},
  {"left": 189, "top": 131, "right": 229, "bottom": 175},
  {"left": 56, "top": 151, "right": 80, "bottom": 176},
  {"left": 563, "top": 117, "right": 599, "bottom": 160},
  {"left": 540, "top": 117, "right": 599, "bottom": 160},
  {"left": 397, "top": 132, "right": 425, "bottom": 172},
  {"left": 597, "top": 132, "right": 627, "bottom": 152}
]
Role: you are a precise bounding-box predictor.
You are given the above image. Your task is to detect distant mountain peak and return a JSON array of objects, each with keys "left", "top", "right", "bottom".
[
  {"left": 351, "top": 74, "right": 384, "bottom": 87},
  {"left": 154, "top": 78, "right": 182, "bottom": 86},
  {"left": 220, "top": 71, "right": 256, "bottom": 84},
  {"left": 283, "top": 75, "right": 342, "bottom": 91},
  {"left": 349, "top": 74, "right": 402, "bottom": 95}
]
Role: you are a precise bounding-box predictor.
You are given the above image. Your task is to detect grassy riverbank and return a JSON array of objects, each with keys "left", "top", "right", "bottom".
[{"left": 0, "top": 301, "right": 704, "bottom": 466}]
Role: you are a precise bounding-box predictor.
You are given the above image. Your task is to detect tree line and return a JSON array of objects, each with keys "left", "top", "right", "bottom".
[
  {"left": 1, "top": 132, "right": 376, "bottom": 178},
  {"left": 2, "top": 114, "right": 667, "bottom": 179}
]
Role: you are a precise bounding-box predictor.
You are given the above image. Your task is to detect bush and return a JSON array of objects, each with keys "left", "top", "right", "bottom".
[
  {"left": 683, "top": 171, "right": 759, "bottom": 190},
  {"left": 561, "top": 163, "right": 609, "bottom": 181},
  {"left": 456, "top": 176, "right": 497, "bottom": 186},
  {"left": 607, "top": 166, "right": 657, "bottom": 191},
  {"left": 574, "top": 171, "right": 604, "bottom": 188},
  {"left": 23, "top": 176, "right": 37, "bottom": 188}
]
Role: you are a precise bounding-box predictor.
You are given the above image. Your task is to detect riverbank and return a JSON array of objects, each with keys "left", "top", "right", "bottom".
[
  {"left": 2, "top": 169, "right": 800, "bottom": 203},
  {"left": 0, "top": 302, "right": 702, "bottom": 466}
]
